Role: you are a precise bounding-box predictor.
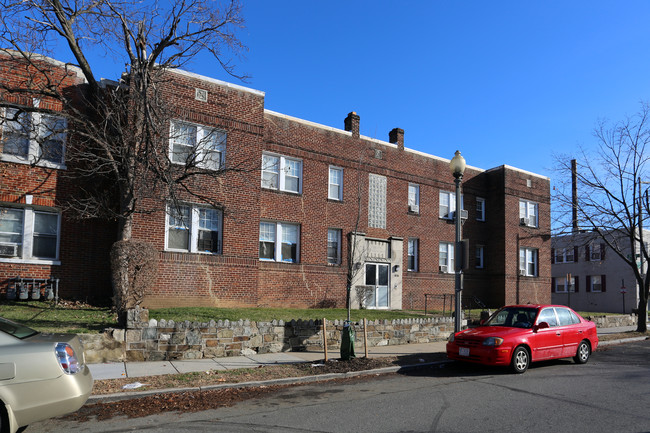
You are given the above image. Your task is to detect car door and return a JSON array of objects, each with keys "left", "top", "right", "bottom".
[
  {"left": 531, "top": 307, "right": 563, "bottom": 360},
  {"left": 555, "top": 307, "right": 583, "bottom": 357}
]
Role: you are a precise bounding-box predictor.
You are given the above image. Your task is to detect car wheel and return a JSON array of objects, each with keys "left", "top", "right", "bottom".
[
  {"left": 511, "top": 346, "right": 530, "bottom": 374},
  {"left": 574, "top": 340, "right": 591, "bottom": 364}
]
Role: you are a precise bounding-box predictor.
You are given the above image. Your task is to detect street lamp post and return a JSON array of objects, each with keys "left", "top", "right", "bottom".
[{"left": 450, "top": 150, "right": 466, "bottom": 333}]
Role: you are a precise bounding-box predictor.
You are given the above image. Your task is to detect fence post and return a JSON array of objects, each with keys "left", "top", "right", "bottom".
[
  {"left": 322, "top": 318, "right": 328, "bottom": 362},
  {"left": 363, "top": 318, "right": 368, "bottom": 358}
]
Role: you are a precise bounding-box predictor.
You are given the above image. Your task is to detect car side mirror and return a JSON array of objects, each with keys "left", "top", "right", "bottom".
[
  {"left": 533, "top": 321, "right": 549, "bottom": 332},
  {"left": 480, "top": 319, "right": 486, "bottom": 325}
]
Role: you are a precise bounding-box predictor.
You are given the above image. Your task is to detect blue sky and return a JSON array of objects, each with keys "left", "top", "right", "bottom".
[{"left": 87, "top": 1, "right": 650, "bottom": 183}]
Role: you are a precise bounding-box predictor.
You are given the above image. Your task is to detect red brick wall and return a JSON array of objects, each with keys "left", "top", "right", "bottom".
[
  {"left": 2, "top": 55, "right": 552, "bottom": 310},
  {"left": 0, "top": 54, "right": 113, "bottom": 302},
  {"left": 132, "top": 70, "right": 266, "bottom": 308}
]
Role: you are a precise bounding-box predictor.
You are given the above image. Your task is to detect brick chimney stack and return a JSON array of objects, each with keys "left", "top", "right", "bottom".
[
  {"left": 389, "top": 128, "right": 404, "bottom": 150},
  {"left": 344, "top": 112, "right": 360, "bottom": 138}
]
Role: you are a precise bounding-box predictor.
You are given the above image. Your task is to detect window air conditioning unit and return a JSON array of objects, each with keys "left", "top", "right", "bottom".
[
  {"left": 520, "top": 217, "right": 528, "bottom": 226},
  {"left": 409, "top": 204, "right": 419, "bottom": 213},
  {"left": 519, "top": 269, "right": 527, "bottom": 276},
  {"left": 439, "top": 265, "right": 448, "bottom": 273},
  {"left": 0, "top": 244, "right": 18, "bottom": 257}
]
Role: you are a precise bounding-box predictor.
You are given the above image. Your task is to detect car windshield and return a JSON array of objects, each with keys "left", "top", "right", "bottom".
[
  {"left": 0, "top": 317, "right": 39, "bottom": 339},
  {"left": 484, "top": 307, "right": 538, "bottom": 328}
]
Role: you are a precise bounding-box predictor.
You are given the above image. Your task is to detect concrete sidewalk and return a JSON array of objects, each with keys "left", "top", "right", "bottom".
[
  {"left": 87, "top": 326, "right": 638, "bottom": 381},
  {"left": 88, "top": 340, "right": 448, "bottom": 380}
]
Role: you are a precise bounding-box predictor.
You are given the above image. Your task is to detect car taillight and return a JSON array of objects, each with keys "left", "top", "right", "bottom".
[{"left": 55, "top": 343, "right": 81, "bottom": 374}]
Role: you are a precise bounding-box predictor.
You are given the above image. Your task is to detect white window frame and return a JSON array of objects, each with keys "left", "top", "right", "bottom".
[
  {"left": 1, "top": 105, "right": 67, "bottom": 169},
  {"left": 589, "top": 243, "right": 603, "bottom": 261},
  {"left": 327, "top": 228, "right": 341, "bottom": 265},
  {"left": 555, "top": 247, "right": 575, "bottom": 263},
  {"left": 555, "top": 276, "right": 575, "bottom": 293},
  {"left": 165, "top": 203, "right": 223, "bottom": 254},
  {"left": 439, "top": 242, "right": 454, "bottom": 273},
  {"left": 259, "top": 221, "right": 300, "bottom": 263},
  {"left": 169, "top": 119, "right": 226, "bottom": 171},
  {"left": 328, "top": 166, "right": 343, "bottom": 201},
  {"left": 519, "top": 200, "right": 539, "bottom": 227},
  {"left": 476, "top": 197, "right": 486, "bottom": 221},
  {"left": 439, "top": 191, "right": 464, "bottom": 220},
  {"left": 407, "top": 238, "right": 419, "bottom": 272},
  {"left": 589, "top": 275, "right": 602, "bottom": 292},
  {"left": 519, "top": 247, "right": 538, "bottom": 277},
  {"left": 0, "top": 205, "right": 61, "bottom": 264},
  {"left": 408, "top": 184, "right": 420, "bottom": 214},
  {"left": 476, "top": 245, "right": 484, "bottom": 269},
  {"left": 261, "top": 153, "right": 302, "bottom": 194}
]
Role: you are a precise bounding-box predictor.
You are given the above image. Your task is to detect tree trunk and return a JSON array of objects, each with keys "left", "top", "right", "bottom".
[{"left": 637, "top": 286, "right": 648, "bottom": 332}]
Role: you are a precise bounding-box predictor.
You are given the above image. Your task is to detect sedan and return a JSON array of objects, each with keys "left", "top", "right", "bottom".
[
  {"left": 0, "top": 317, "right": 93, "bottom": 433},
  {"left": 447, "top": 305, "right": 598, "bottom": 373}
]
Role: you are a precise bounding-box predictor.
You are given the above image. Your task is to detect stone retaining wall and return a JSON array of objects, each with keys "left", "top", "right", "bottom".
[
  {"left": 81, "top": 307, "right": 456, "bottom": 363},
  {"left": 585, "top": 314, "right": 637, "bottom": 328}
]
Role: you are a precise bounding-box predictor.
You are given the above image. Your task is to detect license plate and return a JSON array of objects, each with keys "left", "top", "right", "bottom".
[{"left": 459, "top": 347, "right": 470, "bottom": 357}]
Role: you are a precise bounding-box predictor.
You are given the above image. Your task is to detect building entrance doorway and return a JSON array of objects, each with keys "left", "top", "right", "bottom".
[{"left": 365, "top": 263, "right": 389, "bottom": 308}]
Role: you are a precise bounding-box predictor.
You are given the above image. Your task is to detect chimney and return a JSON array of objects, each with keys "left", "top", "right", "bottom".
[
  {"left": 389, "top": 128, "right": 404, "bottom": 150},
  {"left": 572, "top": 159, "right": 579, "bottom": 233},
  {"left": 344, "top": 112, "right": 360, "bottom": 138}
]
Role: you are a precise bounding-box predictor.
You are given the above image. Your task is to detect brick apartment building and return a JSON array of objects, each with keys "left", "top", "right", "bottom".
[{"left": 1, "top": 53, "right": 552, "bottom": 310}]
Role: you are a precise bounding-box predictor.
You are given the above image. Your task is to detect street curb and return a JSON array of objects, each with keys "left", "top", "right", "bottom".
[
  {"left": 87, "top": 360, "right": 451, "bottom": 404},
  {"left": 598, "top": 336, "right": 648, "bottom": 347}
]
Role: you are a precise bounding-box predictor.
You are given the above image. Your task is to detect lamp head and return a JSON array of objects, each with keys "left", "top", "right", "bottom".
[{"left": 450, "top": 150, "right": 466, "bottom": 178}]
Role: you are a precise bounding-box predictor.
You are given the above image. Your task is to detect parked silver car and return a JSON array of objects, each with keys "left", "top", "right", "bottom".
[{"left": 0, "top": 317, "right": 93, "bottom": 433}]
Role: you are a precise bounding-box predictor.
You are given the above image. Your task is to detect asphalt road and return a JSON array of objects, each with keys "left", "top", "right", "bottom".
[{"left": 33, "top": 339, "right": 650, "bottom": 433}]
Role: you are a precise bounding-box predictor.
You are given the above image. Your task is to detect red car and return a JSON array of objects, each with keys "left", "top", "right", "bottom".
[{"left": 447, "top": 305, "right": 598, "bottom": 373}]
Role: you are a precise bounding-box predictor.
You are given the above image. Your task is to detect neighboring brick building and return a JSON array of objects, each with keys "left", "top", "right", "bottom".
[
  {"left": 1, "top": 54, "right": 552, "bottom": 310},
  {"left": 0, "top": 53, "right": 114, "bottom": 302}
]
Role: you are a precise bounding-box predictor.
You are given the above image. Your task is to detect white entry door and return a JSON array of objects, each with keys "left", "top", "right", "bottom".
[{"left": 365, "top": 263, "right": 389, "bottom": 308}]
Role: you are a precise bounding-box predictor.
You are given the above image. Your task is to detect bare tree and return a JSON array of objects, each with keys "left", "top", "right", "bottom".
[
  {"left": 0, "top": 0, "right": 249, "bottom": 320},
  {"left": 346, "top": 157, "right": 369, "bottom": 321},
  {"left": 553, "top": 102, "right": 650, "bottom": 332}
]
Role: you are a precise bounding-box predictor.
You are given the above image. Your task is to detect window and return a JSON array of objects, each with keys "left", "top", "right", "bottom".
[
  {"left": 554, "top": 247, "right": 575, "bottom": 263},
  {"left": 556, "top": 307, "right": 580, "bottom": 326},
  {"left": 259, "top": 221, "right": 300, "bottom": 263},
  {"left": 0, "top": 206, "right": 60, "bottom": 262},
  {"left": 407, "top": 238, "right": 418, "bottom": 271},
  {"left": 408, "top": 184, "right": 420, "bottom": 213},
  {"left": 165, "top": 204, "right": 222, "bottom": 254},
  {"left": 327, "top": 229, "right": 341, "bottom": 265},
  {"left": 439, "top": 242, "right": 454, "bottom": 273},
  {"left": 261, "top": 153, "right": 302, "bottom": 193},
  {"left": 536, "top": 308, "right": 558, "bottom": 327},
  {"left": 519, "top": 247, "right": 538, "bottom": 277},
  {"left": 554, "top": 276, "right": 575, "bottom": 293},
  {"left": 586, "top": 243, "right": 605, "bottom": 261},
  {"left": 439, "top": 191, "right": 464, "bottom": 219},
  {"left": 368, "top": 173, "right": 386, "bottom": 229},
  {"left": 169, "top": 120, "right": 226, "bottom": 170},
  {"left": 1, "top": 106, "right": 66, "bottom": 167},
  {"left": 587, "top": 275, "right": 605, "bottom": 292},
  {"left": 476, "top": 198, "right": 486, "bottom": 221},
  {"left": 519, "top": 200, "right": 538, "bottom": 227},
  {"left": 328, "top": 166, "right": 343, "bottom": 201},
  {"left": 476, "top": 245, "right": 484, "bottom": 269}
]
